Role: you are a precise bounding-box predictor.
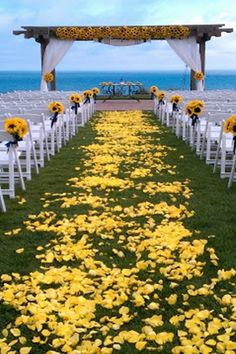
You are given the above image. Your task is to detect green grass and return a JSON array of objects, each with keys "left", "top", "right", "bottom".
[{"left": 0, "top": 111, "right": 235, "bottom": 353}]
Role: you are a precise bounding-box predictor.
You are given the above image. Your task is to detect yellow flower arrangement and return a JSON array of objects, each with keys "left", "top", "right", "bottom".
[
  {"left": 48, "top": 101, "right": 64, "bottom": 114},
  {"left": 101, "top": 82, "right": 108, "bottom": 87},
  {"left": 69, "top": 93, "right": 83, "bottom": 104},
  {"left": 193, "top": 71, "right": 205, "bottom": 81},
  {"left": 43, "top": 72, "right": 54, "bottom": 82},
  {"left": 108, "top": 82, "right": 113, "bottom": 86},
  {"left": 83, "top": 90, "right": 93, "bottom": 98},
  {"left": 149, "top": 85, "right": 159, "bottom": 94},
  {"left": 48, "top": 102, "right": 64, "bottom": 127},
  {"left": 127, "top": 81, "right": 133, "bottom": 86},
  {"left": 4, "top": 117, "right": 28, "bottom": 143},
  {"left": 157, "top": 91, "right": 165, "bottom": 101},
  {"left": 55, "top": 25, "right": 190, "bottom": 41},
  {"left": 92, "top": 87, "right": 100, "bottom": 94},
  {"left": 69, "top": 93, "right": 82, "bottom": 114},
  {"left": 224, "top": 115, "right": 236, "bottom": 136},
  {"left": 185, "top": 100, "right": 205, "bottom": 117},
  {"left": 170, "top": 95, "right": 183, "bottom": 104},
  {"left": 224, "top": 115, "right": 236, "bottom": 153}
]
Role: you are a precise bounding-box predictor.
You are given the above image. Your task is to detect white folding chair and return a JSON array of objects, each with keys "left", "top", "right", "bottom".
[
  {"left": 0, "top": 186, "right": 6, "bottom": 212},
  {"left": 22, "top": 113, "right": 52, "bottom": 160},
  {"left": 228, "top": 152, "right": 236, "bottom": 188},
  {"left": 0, "top": 127, "right": 26, "bottom": 198},
  {"left": 214, "top": 127, "right": 235, "bottom": 179},
  {"left": 200, "top": 112, "right": 230, "bottom": 162}
]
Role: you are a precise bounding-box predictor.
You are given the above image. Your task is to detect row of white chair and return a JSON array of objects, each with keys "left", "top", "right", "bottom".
[
  {"left": 154, "top": 98, "right": 236, "bottom": 188},
  {"left": 0, "top": 97, "right": 95, "bottom": 212}
]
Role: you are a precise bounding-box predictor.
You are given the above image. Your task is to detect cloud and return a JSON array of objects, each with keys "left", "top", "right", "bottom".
[{"left": 0, "top": 0, "right": 235, "bottom": 71}]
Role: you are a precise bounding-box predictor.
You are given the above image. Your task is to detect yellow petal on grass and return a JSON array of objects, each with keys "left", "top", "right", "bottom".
[
  {"left": 1, "top": 274, "right": 12, "bottom": 282},
  {"left": 20, "top": 348, "right": 32, "bottom": 354},
  {"left": 15, "top": 248, "right": 24, "bottom": 254},
  {"left": 166, "top": 294, "right": 177, "bottom": 305},
  {"left": 101, "top": 348, "right": 113, "bottom": 354},
  {"left": 135, "top": 341, "right": 147, "bottom": 351},
  {"left": 10, "top": 328, "right": 21, "bottom": 337},
  {"left": 147, "top": 302, "right": 159, "bottom": 310},
  {"left": 41, "top": 329, "right": 51, "bottom": 337},
  {"left": 143, "top": 315, "right": 163, "bottom": 327}
]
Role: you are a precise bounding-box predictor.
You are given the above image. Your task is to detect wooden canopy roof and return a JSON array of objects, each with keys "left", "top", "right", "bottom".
[{"left": 13, "top": 24, "right": 233, "bottom": 42}]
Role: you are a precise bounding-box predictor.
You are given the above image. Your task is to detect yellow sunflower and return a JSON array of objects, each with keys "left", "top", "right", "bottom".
[
  {"left": 224, "top": 115, "right": 236, "bottom": 136},
  {"left": 92, "top": 87, "right": 100, "bottom": 94},
  {"left": 149, "top": 85, "right": 159, "bottom": 94},
  {"left": 48, "top": 101, "right": 64, "bottom": 114},
  {"left": 185, "top": 100, "right": 205, "bottom": 117},
  {"left": 170, "top": 95, "right": 183, "bottom": 104},
  {"left": 69, "top": 93, "right": 82, "bottom": 104},
  {"left": 157, "top": 91, "right": 165, "bottom": 100},
  {"left": 44, "top": 72, "right": 54, "bottom": 82},
  {"left": 4, "top": 117, "right": 28, "bottom": 140},
  {"left": 194, "top": 71, "right": 205, "bottom": 81}
]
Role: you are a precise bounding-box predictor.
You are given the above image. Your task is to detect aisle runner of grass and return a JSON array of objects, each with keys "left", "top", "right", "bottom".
[{"left": 0, "top": 111, "right": 235, "bottom": 354}]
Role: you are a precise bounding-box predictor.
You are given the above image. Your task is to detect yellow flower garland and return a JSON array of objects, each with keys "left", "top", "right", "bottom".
[{"left": 56, "top": 25, "right": 190, "bottom": 41}]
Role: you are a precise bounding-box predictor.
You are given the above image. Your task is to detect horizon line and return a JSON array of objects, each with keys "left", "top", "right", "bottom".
[{"left": 0, "top": 69, "right": 236, "bottom": 72}]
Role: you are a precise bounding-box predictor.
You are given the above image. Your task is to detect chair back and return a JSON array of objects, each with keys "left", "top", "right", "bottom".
[{"left": 208, "top": 112, "right": 231, "bottom": 125}]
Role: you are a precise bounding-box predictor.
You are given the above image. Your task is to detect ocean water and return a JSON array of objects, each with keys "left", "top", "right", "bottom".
[{"left": 0, "top": 70, "right": 236, "bottom": 93}]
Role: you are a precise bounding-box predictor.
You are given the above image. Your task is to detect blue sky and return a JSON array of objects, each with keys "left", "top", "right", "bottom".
[{"left": 0, "top": 0, "right": 236, "bottom": 71}]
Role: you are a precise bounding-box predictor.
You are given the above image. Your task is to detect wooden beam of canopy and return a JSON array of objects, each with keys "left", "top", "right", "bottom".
[
  {"left": 13, "top": 24, "right": 233, "bottom": 91},
  {"left": 13, "top": 24, "right": 233, "bottom": 41}
]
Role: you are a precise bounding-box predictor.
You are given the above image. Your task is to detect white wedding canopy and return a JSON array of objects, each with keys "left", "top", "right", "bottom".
[{"left": 13, "top": 24, "right": 233, "bottom": 91}]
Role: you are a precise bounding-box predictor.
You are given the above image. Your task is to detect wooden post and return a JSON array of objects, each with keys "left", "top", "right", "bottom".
[
  {"left": 38, "top": 37, "right": 56, "bottom": 91},
  {"left": 190, "top": 69, "right": 196, "bottom": 91},
  {"left": 199, "top": 39, "right": 206, "bottom": 74},
  {"left": 190, "top": 37, "right": 206, "bottom": 90},
  {"left": 36, "top": 37, "right": 49, "bottom": 90},
  {"left": 39, "top": 38, "right": 49, "bottom": 75},
  {"left": 199, "top": 37, "right": 206, "bottom": 90},
  {"left": 50, "top": 69, "right": 56, "bottom": 91}
]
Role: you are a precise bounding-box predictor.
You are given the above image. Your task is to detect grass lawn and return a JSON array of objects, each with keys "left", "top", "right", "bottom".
[{"left": 0, "top": 111, "right": 235, "bottom": 354}]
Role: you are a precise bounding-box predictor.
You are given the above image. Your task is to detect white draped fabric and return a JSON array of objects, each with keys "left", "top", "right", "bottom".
[
  {"left": 167, "top": 36, "right": 203, "bottom": 91},
  {"left": 40, "top": 39, "right": 74, "bottom": 92},
  {"left": 95, "top": 39, "right": 149, "bottom": 46}
]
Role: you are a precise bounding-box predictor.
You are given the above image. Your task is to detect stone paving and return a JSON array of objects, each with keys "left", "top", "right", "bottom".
[{"left": 96, "top": 99, "right": 153, "bottom": 111}]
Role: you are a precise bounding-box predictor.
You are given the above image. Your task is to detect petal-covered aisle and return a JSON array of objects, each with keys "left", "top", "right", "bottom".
[{"left": 0, "top": 111, "right": 235, "bottom": 354}]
